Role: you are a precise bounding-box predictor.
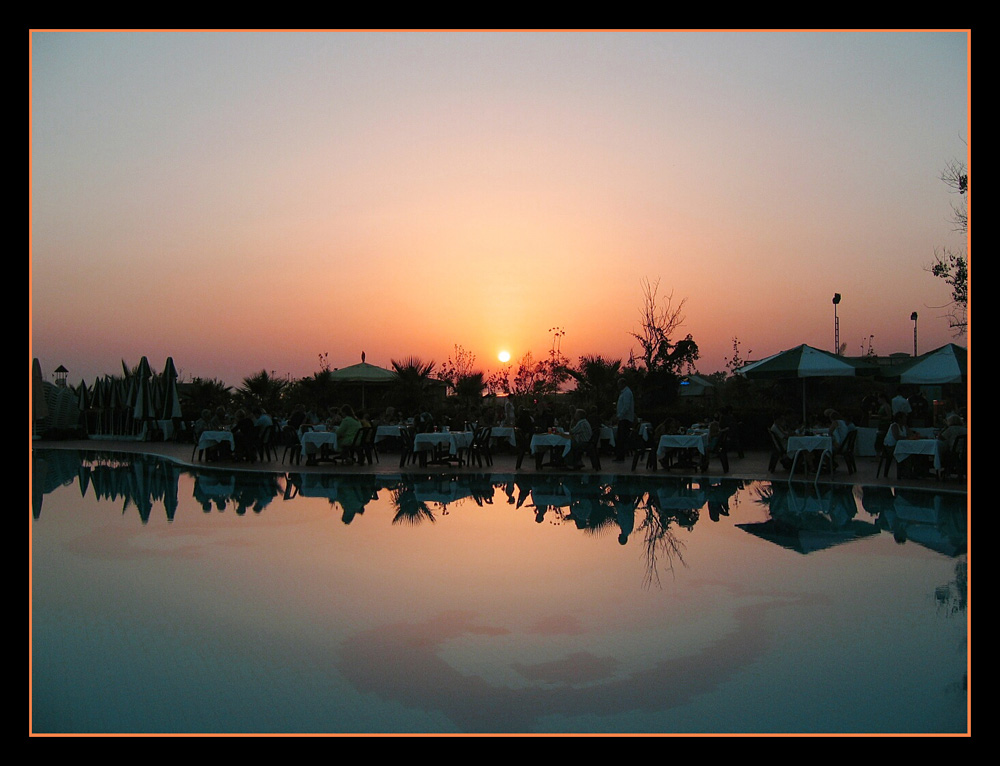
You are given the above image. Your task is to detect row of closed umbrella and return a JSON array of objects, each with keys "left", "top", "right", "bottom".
[{"left": 72, "top": 356, "right": 183, "bottom": 436}]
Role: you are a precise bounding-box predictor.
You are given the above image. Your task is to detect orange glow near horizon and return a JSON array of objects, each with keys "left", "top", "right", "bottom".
[{"left": 30, "top": 31, "right": 969, "bottom": 388}]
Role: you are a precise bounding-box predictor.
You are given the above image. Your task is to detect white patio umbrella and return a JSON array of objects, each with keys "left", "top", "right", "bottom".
[
  {"left": 883, "top": 343, "right": 967, "bottom": 385},
  {"left": 738, "top": 344, "right": 876, "bottom": 420}
]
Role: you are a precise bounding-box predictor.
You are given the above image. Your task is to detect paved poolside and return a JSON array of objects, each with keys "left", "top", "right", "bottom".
[{"left": 34, "top": 437, "right": 968, "bottom": 494}]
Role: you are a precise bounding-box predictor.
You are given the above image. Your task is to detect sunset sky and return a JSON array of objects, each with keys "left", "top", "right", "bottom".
[{"left": 30, "top": 30, "right": 969, "bottom": 388}]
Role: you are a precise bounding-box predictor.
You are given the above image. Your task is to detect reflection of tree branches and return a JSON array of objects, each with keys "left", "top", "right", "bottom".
[
  {"left": 390, "top": 487, "right": 435, "bottom": 526},
  {"left": 935, "top": 559, "right": 967, "bottom": 617},
  {"left": 637, "top": 494, "right": 688, "bottom": 590}
]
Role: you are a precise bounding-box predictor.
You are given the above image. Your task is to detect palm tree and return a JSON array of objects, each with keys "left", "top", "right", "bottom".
[
  {"left": 235, "top": 369, "right": 288, "bottom": 414},
  {"left": 180, "top": 377, "right": 232, "bottom": 421},
  {"left": 390, "top": 357, "right": 436, "bottom": 415},
  {"left": 567, "top": 355, "right": 622, "bottom": 415},
  {"left": 286, "top": 370, "right": 340, "bottom": 414}
]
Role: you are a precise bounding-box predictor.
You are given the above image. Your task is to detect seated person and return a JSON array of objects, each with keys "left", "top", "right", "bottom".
[
  {"left": 825, "top": 409, "right": 850, "bottom": 450},
  {"left": 193, "top": 409, "right": 212, "bottom": 441},
  {"left": 231, "top": 409, "right": 258, "bottom": 462},
  {"left": 937, "top": 414, "right": 967, "bottom": 455},
  {"left": 336, "top": 405, "right": 363, "bottom": 461},
  {"left": 568, "top": 409, "right": 593, "bottom": 468}
]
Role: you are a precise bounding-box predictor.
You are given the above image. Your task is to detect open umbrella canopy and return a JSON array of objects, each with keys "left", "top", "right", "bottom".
[
  {"left": 328, "top": 354, "right": 397, "bottom": 409},
  {"left": 738, "top": 344, "right": 875, "bottom": 379},
  {"left": 880, "top": 343, "right": 967, "bottom": 385},
  {"left": 738, "top": 344, "right": 875, "bottom": 421},
  {"left": 327, "top": 360, "right": 397, "bottom": 384}
]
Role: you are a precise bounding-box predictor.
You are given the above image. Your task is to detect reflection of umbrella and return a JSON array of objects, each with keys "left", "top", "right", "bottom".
[
  {"left": 738, "top": 344, "right": 875, "bottom": 420},
  {"left": 881, "top": 343, "right": 967, "bottom": 385},
  {"left": 328, "top": 353, "right": 396, "bottom": 409}
]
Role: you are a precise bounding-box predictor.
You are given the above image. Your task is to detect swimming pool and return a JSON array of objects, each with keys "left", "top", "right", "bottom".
[{"left": 31, "top": 448, "right": 968, "bottom": 735}]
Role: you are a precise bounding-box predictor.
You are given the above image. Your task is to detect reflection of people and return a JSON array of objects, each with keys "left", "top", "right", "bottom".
[
  {"left": 614, "top": 378, "right": 635, "bottom": 462},
  {"left": 616, "top": 500, "right": 635, "bottom": 545}
]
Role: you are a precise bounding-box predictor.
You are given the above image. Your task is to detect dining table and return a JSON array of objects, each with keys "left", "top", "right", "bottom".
[
  {"left": 301, "top": 430, "right": 339, "bottom": 464},
  {"left": 196, "top": 430, "right": 236, "bottom": 459},
  {"left": 489, "top": 426, "right": 517, "bottom": 447},
  {"left": 785, "top": 434, "right": 834, "bottom": 481},
  {"left": 375, "top": 425, "right": 404, "bottom": 443},
  {"left": 656, "top": 431, "right": 711, "bottom": 469},
  {"left": 412, "top": 431, "right": 474, "bottom": 466},
  {"left": 528, "top": 431, "right": 573, "bottom": 469},
  {"left": 892, "top": 438, "right": 944, "bottom": 475}
]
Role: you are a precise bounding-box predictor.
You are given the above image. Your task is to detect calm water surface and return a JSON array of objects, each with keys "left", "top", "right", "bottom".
[{"left": 31, "top": 449, "right": 968, "bottom": 735}]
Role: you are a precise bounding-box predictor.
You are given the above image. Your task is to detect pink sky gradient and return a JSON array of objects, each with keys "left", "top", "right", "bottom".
[{"left": 30, "top": 31, "right": 969, "bottom": 387}]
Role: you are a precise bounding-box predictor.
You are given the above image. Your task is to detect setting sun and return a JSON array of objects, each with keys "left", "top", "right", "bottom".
[{"left": 498, "top": 350, "right": 511, "bottom": 364}]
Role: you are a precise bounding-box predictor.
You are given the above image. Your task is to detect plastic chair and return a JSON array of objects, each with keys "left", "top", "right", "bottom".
[
  {"left": 257, "top": 425, "right": 277, "bottom": 462},
  {"left": 630, "top": 424, "right": 655, "bottom": 471},
  {"left": 280, "top": 426, "right": 302, "bottom": 465},
  {"left": 833, "top": 429, "right": 858, "bottom": 475}
]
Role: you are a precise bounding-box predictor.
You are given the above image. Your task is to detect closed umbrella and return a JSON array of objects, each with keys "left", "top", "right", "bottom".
[
  {"left": 738, "top": 344, "right": 875, "bottom": 420},
  {"left": 32, "top": 359, "right": 48, "bottom": 435},
  {"left": 133, "top": 357, "right": 155, "bottom": 438},
  {"left": 161, "top": 357, "right": 183, "bottom": 420}
]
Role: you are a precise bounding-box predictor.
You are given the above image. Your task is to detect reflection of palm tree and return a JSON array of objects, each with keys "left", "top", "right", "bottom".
[
  {"left": 390, "top": 486, "right": 435, "bottom": 525},
  {"left": 638, "top": 493, "right": 688, "bottom": 590}
]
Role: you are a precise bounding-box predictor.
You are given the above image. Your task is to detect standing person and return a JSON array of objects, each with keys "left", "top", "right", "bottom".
[
  {"left": 614, "top": 377, "right": 635, "bottom": 463},
  {"left": 891, "top": 388, "right": 912, "bottom": 417}
]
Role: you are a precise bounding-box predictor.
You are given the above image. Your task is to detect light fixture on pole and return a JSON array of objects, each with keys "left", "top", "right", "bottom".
[
  {"left": 832, "top": 294, "right": 842, "bottom": 355},
  {"left": 911, "top": 311, "right": 918, "bottom": 357}
]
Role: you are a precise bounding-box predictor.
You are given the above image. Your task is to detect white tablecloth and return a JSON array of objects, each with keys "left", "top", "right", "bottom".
[
  {"left": 893, "top": 439, "right": 943, "bottom": 471},
  {"left": 657, "top": 433, "right": 709, "bottom": 458},
  {"left": 197, "top": 431, "right": 235, "bottom": 454},
  {"left": 489, "top": 427, "right": 517, "bottom": 446},
  {"left": 412, "top": 431, "right": 473, "bottom": 456},
  {"left": 786, "top": 435, "right": 832, "bottom": 456},
  {"left": 530, "top": 433, "right": 573, "bottom": 458},
  {"left": 302, "top": 431, "right": 339, "bottom": 456},
  {"left": 375, "top": 425, "right": 403, "bottom": 443}
]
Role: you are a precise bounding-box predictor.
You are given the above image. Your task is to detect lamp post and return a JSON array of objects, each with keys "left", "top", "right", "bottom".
[
  {"left": 911, "top": 311, "right": 918, "bottom": 356},
  {"left": 832, "top": 294, "right": 841, "bottom": 355}
]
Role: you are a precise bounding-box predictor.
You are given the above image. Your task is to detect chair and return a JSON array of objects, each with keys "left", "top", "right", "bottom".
[
  {"left": 768, "top": 429, "right": 786, "bottom": 473},
  {"left": 583, "top": 427, "right": 602, "bottom": 471},
  {"left": 468, "top": 427, "right": 493, "bottom": 468},
  {"left": 940, "top": 434, "right": 967, "bottom": 482},
  {"left": 832, "top": 429, "right": 858, "bottom": 475},
  {"left": 515, "top": 428, "right": 533, "bottom": 470},
  {"left": 362, "top": 426, "right": 379, "bottom": 464},
  {"left": 257, "top": 425, "right": 277, "bottom": 462},
  {"left": 876, "top": 443, "right": 896, "bottom": 479},
  {"left": 398, "top": 427, "right": 417, "bottom": 468},
  {"left": 280, "top": 426, "right": 302, "bottom": 465},
  {"left": 701, "top": 429, "right": 729, "bottom": 473},
  {"left": 342, "top": 427, "right": 369, "bottom": 465},
  {"left": 630, "top": 423, "right": 655, "bottom": 472}
]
